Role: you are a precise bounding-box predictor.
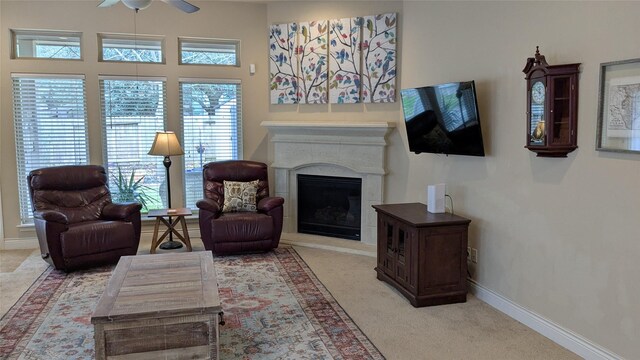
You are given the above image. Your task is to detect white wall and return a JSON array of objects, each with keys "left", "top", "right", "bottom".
[
  {"left": 399, "top": 2, "right": 639, "bottom": 358},
  {"left": 267, "top": 1, "right": 639, "bottom": 359}
]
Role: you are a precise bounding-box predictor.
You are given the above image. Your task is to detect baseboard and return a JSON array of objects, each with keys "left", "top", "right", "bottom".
[
  {"left": 468, "top": 279, "right": 623, "bottom": 360},
  {"left": 2, "top": 237, "right": 39, "bottom": 250}
]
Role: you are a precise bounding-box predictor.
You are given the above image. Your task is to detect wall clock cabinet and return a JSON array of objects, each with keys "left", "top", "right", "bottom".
[{"left": 523, "top": 47, "right": 581, "bottom": 157}]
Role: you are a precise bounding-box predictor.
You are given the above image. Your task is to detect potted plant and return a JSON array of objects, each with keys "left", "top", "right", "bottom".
[{"left": 111, "top": 167, "right": 154, "bottom": 211}]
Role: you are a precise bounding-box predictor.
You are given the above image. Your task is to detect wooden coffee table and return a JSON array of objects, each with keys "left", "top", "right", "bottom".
[{"left": 91, "top": 252, "right": 223, "bottom": 360}]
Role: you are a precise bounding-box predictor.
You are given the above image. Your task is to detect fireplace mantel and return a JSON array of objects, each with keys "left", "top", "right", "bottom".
[
  {"left": 262, "top": 121, "right": 394, "bottom": 145},
  {"left": 261, "top": 120, "right": 395, "bottom": 245},
  {"left": 261, "top": 120, "right": 394, "bottom": 135}
]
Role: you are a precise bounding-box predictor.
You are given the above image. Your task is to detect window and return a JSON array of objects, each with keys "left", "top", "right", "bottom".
[
  {"left": 100, "top": 76, "right": 167, "bottom": 211},
  {"left": 179, "top": 37, "right": 239, "bottom": 66},
  {"left": 11, "top": 29, "right": 82, "bottom": 60},
  {"left": 98, "top": 33, "right": 164, "bottom": 63},
  {"left": 180, "top": 79, "right": 242, "bottom": 208},
  {"left": 12, "top": 74, "right": 89, "bottom": 223}
]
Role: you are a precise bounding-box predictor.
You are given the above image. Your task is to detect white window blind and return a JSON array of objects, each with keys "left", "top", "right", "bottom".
[
  {"left": 180, "top": 79, "right": 242, "bottom": 208},
  {"left": 100, "top": 76, "right": 167, "bottom": 211},
  {"left": 12, "top": 73, "right": 89, "bottom": 223}
]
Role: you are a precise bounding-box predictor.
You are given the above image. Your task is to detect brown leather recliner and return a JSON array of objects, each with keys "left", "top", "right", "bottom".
[
  {"left": 197, "top": 160, "right": 284, "bottom": 255},
  {"left": 28, "top": 165, "right": 142, "bottom": 272}
]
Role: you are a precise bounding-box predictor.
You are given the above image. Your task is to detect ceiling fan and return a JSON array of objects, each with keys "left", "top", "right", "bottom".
[{"left": 98, "top": 0, "right": 199, "bottom": 13}]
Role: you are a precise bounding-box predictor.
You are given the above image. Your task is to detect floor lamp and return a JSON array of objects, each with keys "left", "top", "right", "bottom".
[{"left": 148, "top": 131, "right": 184, "bottom": 250}]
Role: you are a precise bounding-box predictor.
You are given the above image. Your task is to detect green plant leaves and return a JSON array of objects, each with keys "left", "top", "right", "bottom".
[{"left": 111, "top": 166, "right": 155, "bottom": 211}]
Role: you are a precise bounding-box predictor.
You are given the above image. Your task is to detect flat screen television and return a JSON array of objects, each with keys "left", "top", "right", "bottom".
[{"left": 400, "top": 81, "right": 485, "bottom": 157}]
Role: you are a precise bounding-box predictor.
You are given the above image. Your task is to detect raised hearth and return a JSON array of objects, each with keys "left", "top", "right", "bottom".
[{"left": 261, "top": 121, "right": 395, "bottom": 245}]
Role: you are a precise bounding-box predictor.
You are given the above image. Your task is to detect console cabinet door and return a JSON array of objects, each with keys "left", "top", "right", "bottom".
[
  {"left": 394, "top": 224, "right": 416, "bottom": 291},
  {"left": 418, "top": 225, "right": 468, "bottom": 296},
  {"left": 377, "top": 216, "right": 395, "bottom": 277}
]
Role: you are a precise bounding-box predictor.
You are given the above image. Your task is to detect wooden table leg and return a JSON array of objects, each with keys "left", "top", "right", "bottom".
[
  {"left": 180, "top": 216, "right": 192, "bottom": 251},
  {"left": 150, "top": 217, "right": 161, "bottom": 254},
  {"left": 149, "top": 212, "right": 192, "bottom": 253}
]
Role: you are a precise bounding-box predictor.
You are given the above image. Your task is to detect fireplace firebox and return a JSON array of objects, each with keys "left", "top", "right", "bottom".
[{"left": 297, "top": 174, "right": 362, "bottom": 240}]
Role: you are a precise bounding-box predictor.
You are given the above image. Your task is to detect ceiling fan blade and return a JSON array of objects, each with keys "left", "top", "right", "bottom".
[
  {"left": 163, "top": 0, "right": 199, "bottom": 13},
  {"left": 98, "top": 0, "right": 121, "bottom": 8}
]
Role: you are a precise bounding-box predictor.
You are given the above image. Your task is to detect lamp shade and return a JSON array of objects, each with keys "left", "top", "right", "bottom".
[{"left": 148, "top": 131, "right": 184, "bottom": 156}]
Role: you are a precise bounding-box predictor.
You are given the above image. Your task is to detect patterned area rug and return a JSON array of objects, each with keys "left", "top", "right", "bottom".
[{"left": 0, "top": 247, "right": 384, "bottom": 360}]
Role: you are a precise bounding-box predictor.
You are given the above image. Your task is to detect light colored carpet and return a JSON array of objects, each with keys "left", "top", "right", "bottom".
[
  {"left": 1, "top": 236, "right": 579, "bottom": 359},
  {"left": 0, "top": 249, "right": 36, "bottom": 273},
  {"left": 293, "top": 246, "right": 579, "bottom": 360},
  {"left": 0, "top": 249, "right": 49, "bottom": 317}
]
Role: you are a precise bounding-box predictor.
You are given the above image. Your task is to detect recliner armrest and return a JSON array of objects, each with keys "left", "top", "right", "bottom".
[
  {"left": 257, "top": 197, "right": 284, "bottom": 213},
  {"left": 102, "top": 202, "right": 142, "bottom": 221},
  {"left": 34, "top": 210, "right": 69, "bottom": 225},
  {"left": 196, "top": 198, "right": 221, "bottom": 215}
]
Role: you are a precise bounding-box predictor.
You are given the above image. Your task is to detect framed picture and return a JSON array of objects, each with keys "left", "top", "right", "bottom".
[{"left": 596, "top": 58, "right": 640, "bottom": 153}]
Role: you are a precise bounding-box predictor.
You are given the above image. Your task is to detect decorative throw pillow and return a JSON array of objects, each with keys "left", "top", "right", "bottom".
[{"left": 222, "top": 180, "right": 259, "bottom": 212}]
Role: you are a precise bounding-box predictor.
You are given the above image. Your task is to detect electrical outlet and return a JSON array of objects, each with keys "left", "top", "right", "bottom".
[
  {"left": 467, "top": 246, "right": 471, "bottom": 261},
  {"left": 471, "top": 248, "right": 478, "bottom": 264}
]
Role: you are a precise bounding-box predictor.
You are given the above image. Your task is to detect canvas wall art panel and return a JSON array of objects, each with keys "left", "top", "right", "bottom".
[
  {"left": 269, "top": 22, "right": 299, "bottom": 104},
  {"left": 297, "top": 20, "right": 329, "bottom": 104},
  {"left": 328, "top": 17, "right": 362, "bottom": 104},
  {"left": 361, "top": 13, "right": 397, "bottom": 103}
]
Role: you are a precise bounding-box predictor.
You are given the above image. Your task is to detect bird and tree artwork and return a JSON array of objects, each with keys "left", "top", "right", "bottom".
[
  {"left": 297, "top": 20, "right": 329, "bottom": 104},
  {"left": 269, "top": 22, "right": 299, "bottom": 104},
  {"left": 328, "top": 17, "right": 362, "bottom": 104},
  {"left": 269, "top": 13, "right": 397, "bottom": 105},
  {"left": 361, "top": 13, "right": 397, "bottom": 103}
]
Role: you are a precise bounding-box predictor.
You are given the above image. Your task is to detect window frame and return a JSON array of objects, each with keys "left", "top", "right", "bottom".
[
  {"left": 98, "top": 33, "right": 166, "bottom": 64},
  {"left": 11, "top": 73, "right": 90, "bottom": 223},
  {"left": 179, "top": 78, "right": 243, "bottom": 208},
  {"left": 10, "top": 29, "right": 83, "bottom": 61},
  {"left": 99, "top": 75, "right": 169, "bottom": 212},
  {"left": 178, "top": 37, "right": 241, "bottom": 67}
]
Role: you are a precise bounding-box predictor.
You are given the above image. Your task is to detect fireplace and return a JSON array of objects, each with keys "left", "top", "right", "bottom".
[
  {"left": 261, "top": 120, "right": 395, "bottom": 245},
  {"left": 297, "top": 175, "right": 362, "bottom": 240}
]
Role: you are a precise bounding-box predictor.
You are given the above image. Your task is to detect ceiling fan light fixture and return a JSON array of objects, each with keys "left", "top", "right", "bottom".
[
  {"left": 98, "top": 0, "right": 199, "bottom": 13},
  {"left": 121, "top": 0, "right": 152, "bottom": 10}
]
